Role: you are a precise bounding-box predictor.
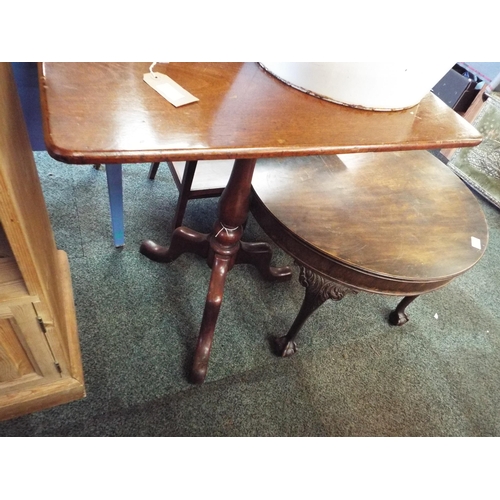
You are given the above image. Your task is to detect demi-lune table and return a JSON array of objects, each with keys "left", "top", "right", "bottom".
[{"left": 38, "top": 62, "right": 482, "bottom": 383}]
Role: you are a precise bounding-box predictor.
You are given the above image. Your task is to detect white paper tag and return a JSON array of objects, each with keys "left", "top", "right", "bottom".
[
  {"left": 143, "top": 72, "right": 199, "bottom": 107},
  {"left": 471, "top": 236, "right": 481, "bottom": 250}
]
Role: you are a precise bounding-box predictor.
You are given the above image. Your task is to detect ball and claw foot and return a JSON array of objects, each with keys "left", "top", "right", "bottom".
[
  {"left": 389, "top": 296, "right": 418, "bottom": 326},
  {"left": 388, "top": 309, "right": 409, "bottom": 326},
  {"left": 273, "top": 336, "right": 298, "bottom": 357}
]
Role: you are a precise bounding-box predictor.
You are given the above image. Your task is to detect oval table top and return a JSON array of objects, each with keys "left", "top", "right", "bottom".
[{"left": 251, "top": 150, "right": 488, "bottom": 294}]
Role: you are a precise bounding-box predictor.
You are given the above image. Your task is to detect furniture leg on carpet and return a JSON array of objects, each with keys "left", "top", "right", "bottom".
[
  {"left": 388, "top": 295, "right": 420, "bottom": 326},
  {"left": 274, "top": 266, "right": 356, "bottom": 357},
  {"left": 105, "top": 163, "right": 124, "bottom": 248},
  {"left": 140, "top": 158, "right": 292, "bottom": 383}
]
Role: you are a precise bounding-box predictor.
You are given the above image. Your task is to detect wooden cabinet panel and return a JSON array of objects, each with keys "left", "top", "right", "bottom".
[
  {"left": 0, "top": 63, "right": 85, "bottom": 420},
  {"left": 0, "top": 315, "right": 37, "bottom": 383}
]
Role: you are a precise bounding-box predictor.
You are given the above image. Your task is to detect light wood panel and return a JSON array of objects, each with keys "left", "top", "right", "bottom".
[{"left": 0, "top": 62, "right": 85, "bottom": 420}]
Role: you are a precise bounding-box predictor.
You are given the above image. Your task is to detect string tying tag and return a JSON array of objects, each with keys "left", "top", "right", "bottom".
[
  {"left": 149, "top": 62, "right": 170, "bottom": 77},
  {"left": 215, "top": 223, "right": 239, "bottom": 238}
]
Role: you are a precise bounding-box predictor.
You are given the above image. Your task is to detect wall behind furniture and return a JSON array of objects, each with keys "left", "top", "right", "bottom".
[{"left": 11, "top": 62, "right": 45, "bottom": 152}]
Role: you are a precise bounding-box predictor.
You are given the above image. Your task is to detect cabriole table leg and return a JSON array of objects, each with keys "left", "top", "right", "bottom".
[
  {"left": 274, "top": 266, "right": 356, "bottom": 357},
  {"left": 388, "top": 295, "right": 419, "bottom": 326}
]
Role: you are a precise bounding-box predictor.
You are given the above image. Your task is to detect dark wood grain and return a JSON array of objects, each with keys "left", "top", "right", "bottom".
[
  {"left": 250, "top": 150, "right": 488, "bottom": 355},
  {"left": 38, "top": 63, "right": 482, "bottom": 165},
  {"left": 251, "top": 150, "right": 489, "bottom": 296}
]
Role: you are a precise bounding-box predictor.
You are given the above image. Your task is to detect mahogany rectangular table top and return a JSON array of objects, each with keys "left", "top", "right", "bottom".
[{"left": 38, "top": 62, "right": 482, "bottom": 164}]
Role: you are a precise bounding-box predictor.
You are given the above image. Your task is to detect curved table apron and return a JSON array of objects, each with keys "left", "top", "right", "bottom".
[{"left": 250, "top": 150, "right": 489, "bottom": 356}]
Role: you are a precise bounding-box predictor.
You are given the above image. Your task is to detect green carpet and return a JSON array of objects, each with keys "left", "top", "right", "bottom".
[{"left": 1, "top": 151, "right": 499, "bottom": 436}]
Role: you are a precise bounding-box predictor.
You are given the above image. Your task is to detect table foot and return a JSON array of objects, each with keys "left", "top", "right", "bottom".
[
  {"left": 275, "top": 265, "right": 356, "bottom": 356},
  {"left": 388, "top": 295, "right": 419, "bottom": 326},
  {"left": 273, "top": 336, "right": 297, "bottom": 357},
  {"left": 142, "top": 158, "right": 293, "bottom": 383},
  {"left": 140, "top": 226, "right": 210, "bottom": 263},
  {"left": 236, "top": 241, "right": 292, "bottom": 282}
]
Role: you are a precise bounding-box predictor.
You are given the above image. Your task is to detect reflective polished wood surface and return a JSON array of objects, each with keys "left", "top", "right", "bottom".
[
  {"left": 37, "top": 62, "right": 484, "bottom": 384},
  {"left": 251, "top": 151, "right": 488, "bottom": 292},
  {"left": 250, "top": 150, "right": 488, "bottom": 355},
  {"left": 39, "top": 62, "right": 482, "bottom": 164}
]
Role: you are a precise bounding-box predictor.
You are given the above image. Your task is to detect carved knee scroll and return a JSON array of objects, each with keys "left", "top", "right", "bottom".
[{"left": 298, "top": 265, "right": 356, "bottom": 305}]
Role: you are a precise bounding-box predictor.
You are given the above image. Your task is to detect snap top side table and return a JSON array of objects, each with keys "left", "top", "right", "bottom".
[{"left": 38, "top": 62, "right": 482, "bottom": 383}]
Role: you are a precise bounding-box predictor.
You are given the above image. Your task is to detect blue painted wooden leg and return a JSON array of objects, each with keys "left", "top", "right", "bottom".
[{"left": 105, "top": 163, "right": 125, "bottom": 247}]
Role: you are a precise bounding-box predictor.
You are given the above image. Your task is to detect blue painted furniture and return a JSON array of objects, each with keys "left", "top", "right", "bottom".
[{"left": 13, "top": 63, "right": 125, "bottom": 247}]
